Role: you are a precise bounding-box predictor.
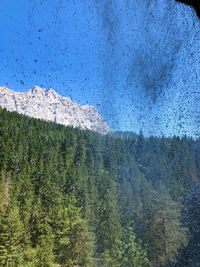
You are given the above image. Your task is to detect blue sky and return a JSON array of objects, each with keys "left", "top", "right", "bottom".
[
  {"left": 0, "top": 1, "right": 103, "bottom": 102},
  {"left": 1, "top": 0, "right": 200, "bottom": 136}
]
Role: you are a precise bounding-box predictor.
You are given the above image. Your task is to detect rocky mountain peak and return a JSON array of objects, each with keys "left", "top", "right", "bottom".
[
  {"left": 31, "top": 86, "right": 44, "bottom": 94},
  {"left": 0, "top": 86, "right": 110, "bottom": 135},
  {"left": 0, "top": 86, "right": 12, "bottom": 94}
]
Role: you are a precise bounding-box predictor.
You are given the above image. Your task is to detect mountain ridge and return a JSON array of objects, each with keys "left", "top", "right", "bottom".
[{"left": 0, "top": 86, "right": 110, "bottom": 134}]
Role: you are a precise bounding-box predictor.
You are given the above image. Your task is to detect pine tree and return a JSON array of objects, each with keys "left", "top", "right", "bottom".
[
  {"left": 139, "top": 183, "right": 186, "bottom": 266},
  {"left": 57, "top": 196, "right": 94, "bottom": 267},
  {"left": 0, "top": 108, "right": 199, "bottom": 267},
  {"left": 121, "top": 227, "right": 151, "bottom": 267},
  {"left": 0, "top": 205, "right": 24, "bottom": 266},
  {"left": 29, "top": 198, "right": 55, "bottom": 267},
  {"left": 96, "top": 170, "right": 122, "bottom": 266},
  {"left": 174, "top": 186, "right": 200, "bottom": 267}
]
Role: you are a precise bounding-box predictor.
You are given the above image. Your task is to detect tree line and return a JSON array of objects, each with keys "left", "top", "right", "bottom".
[{"left": 0, "top": 108, "right": 199, "bottom": 266}]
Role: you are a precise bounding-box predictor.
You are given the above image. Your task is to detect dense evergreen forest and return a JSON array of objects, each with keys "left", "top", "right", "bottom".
[{"left": 0, "top": 108, "right": 199, "bottom": 267}]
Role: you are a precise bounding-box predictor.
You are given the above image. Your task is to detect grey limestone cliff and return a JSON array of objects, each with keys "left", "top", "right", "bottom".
[{"left": 0, "top": 86, "right": 110, "bottom": 135}]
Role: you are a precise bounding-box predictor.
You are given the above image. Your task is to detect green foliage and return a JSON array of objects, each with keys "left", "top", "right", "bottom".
[
  {"left": 121, "top": 227, "right": 151, "bottom": 267},
  {"left": 0, "top": 205, "right": 24, "bottom": 266},
  {"left": 172, "top": 186, "right": 200, "bottom": 267},
  {"left": 0, "top": 108, "right": 199, "bottom": 266},
  {"left": 55, "top": 196, "right": 94, "bottom": 267}
]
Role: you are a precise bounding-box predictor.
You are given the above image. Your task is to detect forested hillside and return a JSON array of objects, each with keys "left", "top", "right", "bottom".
[{"left": 0, "top": 108, "right": 199, "bottom": 267}]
